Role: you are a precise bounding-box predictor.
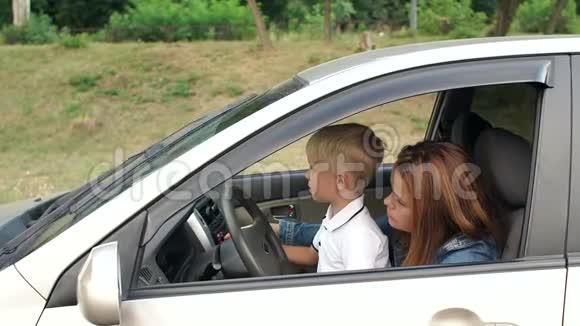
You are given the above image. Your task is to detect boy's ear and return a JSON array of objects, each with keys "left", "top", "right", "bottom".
[
  {"left": 337, "top": 172, "right": 354, "bottom": 189},
  {"left": 336, "top": 173, "right": 345, "bottom": 186}
]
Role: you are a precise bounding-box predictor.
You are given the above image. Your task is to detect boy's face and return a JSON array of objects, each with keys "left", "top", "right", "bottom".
[{"left": 305, "top": 158, "right": 339, "bottom": 203}]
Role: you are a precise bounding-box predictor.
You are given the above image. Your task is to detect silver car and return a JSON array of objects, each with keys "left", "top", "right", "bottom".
[{"left": 1, "top": 36, "right": 580, "bottom": 326}]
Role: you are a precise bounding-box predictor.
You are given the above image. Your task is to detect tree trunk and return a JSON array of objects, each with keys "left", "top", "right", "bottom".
[
  {"left": 410, "top": 0, "right": 418, "bottom": 32},
  {"left": 12, "top": 0, "right": 30, "bottom": 27},
  {"left": 359, "top": 31, "right": 374, "bottom": 51},
  {"left": 492, "top": 0, "right": 521, "bottom": 36},
  {"left": 324, "top": 0, "right": 332, "bottom": 42},
  {"left": 247, "top": 0, "right": 273, "bottom": 50},
  {"left": 546, "top": 0, "right": 568, "bottom": 34}
]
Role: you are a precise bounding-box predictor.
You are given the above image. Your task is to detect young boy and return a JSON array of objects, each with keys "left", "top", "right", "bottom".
[{"left": 283, "top": 123, "right": 390, "bottom": 272}]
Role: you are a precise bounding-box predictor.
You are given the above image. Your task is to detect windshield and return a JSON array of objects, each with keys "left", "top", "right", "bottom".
[{"left": 0, "top": 78, "right": 304, "bottom": 269}]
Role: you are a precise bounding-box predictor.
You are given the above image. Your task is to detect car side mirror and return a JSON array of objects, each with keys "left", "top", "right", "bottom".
[{"left": 77, "top": 242, "right": 122, "bottom": 326}]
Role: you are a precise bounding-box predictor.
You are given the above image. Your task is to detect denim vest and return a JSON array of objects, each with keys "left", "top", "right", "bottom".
[{"left": 278, "top": 216, "right": 499, "bottom": 267}]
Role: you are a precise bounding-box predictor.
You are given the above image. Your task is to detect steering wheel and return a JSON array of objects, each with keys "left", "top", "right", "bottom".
[{"left": 217, "top": 184, "right": 293, "bottom": 277}]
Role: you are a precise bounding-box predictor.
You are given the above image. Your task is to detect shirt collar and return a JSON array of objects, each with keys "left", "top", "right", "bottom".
[{"left": 322, "top": 195, "right": 365, "bottom": 232}]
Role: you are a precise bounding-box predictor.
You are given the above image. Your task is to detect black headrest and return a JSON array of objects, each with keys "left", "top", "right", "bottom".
[
  {"left": 451, "top": 112, "right": 491, "bottom": 155},
  {"left": 474, "top": 128, "right": 532, "bottom": 208}
]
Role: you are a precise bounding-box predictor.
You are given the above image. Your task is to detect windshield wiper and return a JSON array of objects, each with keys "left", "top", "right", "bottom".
[{"left": 125, "top": 142, "right": 166, "bottom": 163}]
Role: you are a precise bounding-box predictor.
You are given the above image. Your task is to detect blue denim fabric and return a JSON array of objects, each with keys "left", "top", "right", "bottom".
[
  {"left": 278, "top": 217, "right": 499, "bottom": 266},
  {"left": 434, "top": 234, "right": 499, "bottom": 264},
  {"left": 278, "top": 219, "right": 321, "bottom": 246}
]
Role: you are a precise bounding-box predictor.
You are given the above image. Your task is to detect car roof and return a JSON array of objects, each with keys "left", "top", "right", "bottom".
[{"left": 297, "top": 35, "right": 580, "bottom": 84}]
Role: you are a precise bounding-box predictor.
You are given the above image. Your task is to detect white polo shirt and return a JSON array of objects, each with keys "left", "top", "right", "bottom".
[{"left": 312, "top": 195, "right": 390, "bottom": 272}]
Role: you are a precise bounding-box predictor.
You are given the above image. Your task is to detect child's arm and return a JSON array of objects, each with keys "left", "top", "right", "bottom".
[{"left": 283, "top": 245, "right": 318, "bottom": 266}]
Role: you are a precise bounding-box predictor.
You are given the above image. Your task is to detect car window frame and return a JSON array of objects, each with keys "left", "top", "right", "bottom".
[
  {"left": 567, "top": 55, "right": 580, "bottom": 259},
  {"left": 522, "top": 55, "right": 571, "bottom": 258},
  {"left": 123, "top": 55, "right": 569, "bottom": 301}
]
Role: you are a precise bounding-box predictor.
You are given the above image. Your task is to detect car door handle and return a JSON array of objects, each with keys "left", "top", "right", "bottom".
[
  {"left": 430, "top": 308, "right": 517, "bottom": 326},
  {"left": 270, "top": 204, "right": 296, "bottom": 220}
]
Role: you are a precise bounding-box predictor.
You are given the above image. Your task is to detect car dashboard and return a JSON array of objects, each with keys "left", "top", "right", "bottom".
[{"left": 139, "top": 196, "right": 234, "bottom": 286}]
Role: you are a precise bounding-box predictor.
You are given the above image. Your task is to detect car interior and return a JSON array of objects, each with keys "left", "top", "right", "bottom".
[{"left": 132, "top": 82, "right": 539, "bottom": 287}]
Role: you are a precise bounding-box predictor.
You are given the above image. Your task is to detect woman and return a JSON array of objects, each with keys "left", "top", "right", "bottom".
[{"left": 277, "top": 141, "right": 502, "bottom": 266}]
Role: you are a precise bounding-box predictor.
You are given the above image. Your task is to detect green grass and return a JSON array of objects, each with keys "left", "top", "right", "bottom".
[
  {"left": 409, "top": 114, "right": 429, "bottom": 132},
  {"left": 69, "top": 74, "right": 101, "bottom": 92},
  {"left": 225, "top": 83, "right": 244, "bottom": 97},
  {"left": 165, "top": 80, "right": 192, "bottom": 98},
  {"left": 59, "top": 33, "right": 89, "bottom": 49},
  {"left": 0, "top": 35, "right": 446, "bottom": 203}
]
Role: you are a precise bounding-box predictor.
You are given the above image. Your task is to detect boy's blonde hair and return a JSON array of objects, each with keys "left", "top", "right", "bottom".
[{"left": 306, "top": 123, "right": 384, "bottom": 187}]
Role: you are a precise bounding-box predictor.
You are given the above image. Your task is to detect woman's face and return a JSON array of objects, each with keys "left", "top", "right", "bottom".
[{"left": 384, "top": 170, "right": 414, "bottom": 233}]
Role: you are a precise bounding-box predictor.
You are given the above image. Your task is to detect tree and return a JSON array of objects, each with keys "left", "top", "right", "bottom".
[
  {"left": 472, "top": 0, "right": 498, "bottom": 19},
  {"left": 0, "top": 0, "right": 11, "bottom": 26},
  {"left": 351, "top": 0, "right": 407, "bottom": 29},
  {"left": 34, "top": 0, "right": 128, "bottom": 30},
  {"left": 410, "top": 0, "right": 417, "bottom": 32},
  {"left": 256, "top": 0, "right": 288, "bottom": 27},
  {"left": 324, "top": 0, "right": 332, "bottom": 41},
  {"left": 492, "top": 0, "right": 521, "bottom": 36},
  {"left": 12, "top": 0, "right": 30, "bottom": 26},
  {"left": 247, "top": 0, "right": 273, "bottom": 50},
  {"left": 546, "top": 0, "right": 568, "bottom": 34}
]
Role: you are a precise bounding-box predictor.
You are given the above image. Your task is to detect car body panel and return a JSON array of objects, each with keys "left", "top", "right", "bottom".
[
  {"left": 0, "top": 265, "right": 46, "bottom": 325},
  {"left": 37, "top": 306, "right": 98, "bottom": 326},
  {"left": 297, "top": 35, "right": 580, "bottom": 84},
  {"left": 120, "top": 267, "right": 565, "bottom": 326},
  {"left": 564, "top": 261, "right": 580, "bottom": 326},
  {"left": 563, "top": 54, "right": 580, "bottom": 326}
]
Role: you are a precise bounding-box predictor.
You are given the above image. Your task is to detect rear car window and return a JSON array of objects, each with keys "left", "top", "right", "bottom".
[{"left": 470, "top": 83, "right": 539, "bottom": 142}]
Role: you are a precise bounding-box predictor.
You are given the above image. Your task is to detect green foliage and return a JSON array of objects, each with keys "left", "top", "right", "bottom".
[
  {"left": 1, "top": 14, "right": 58, "bottom": 45},
  {"left": 351, "top": 0, "right": 408, "bottom": 28},
  {"left": 471, "top": 0, "right": 498, "bottom": 19},
  {"left": 31, "top": 0, "right": 129, "bottom": 30},
  {"left": 0, "top": 0, "right": 11, "bottom": 27},
  {"left": 59, "top": 30, "right": 90, "bottom": 49},
  {"left": 69, "top": 74, "right": 101, "bottom": 92},
  {"left": 105, "top": 0, "right": 255, "bottom": 42},
  {"left": 287, "top": 0, "right": 355, "bottom": 37},
  {"left": 514, "top": 0, "right": 578, "bottom": 33},
  {"left": 418, "top": 0, "right": 488, "bottom": 38},
  {"left": 0, "top": 26, "right": 25, "bottom": 45},
  {"left": 333, "top": 0, "right": 357, "bottom": 25}
]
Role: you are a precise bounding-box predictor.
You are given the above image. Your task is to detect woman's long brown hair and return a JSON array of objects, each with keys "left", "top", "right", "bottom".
[{"left": 393, "top": 141, "right": 503, "bottom": 266}]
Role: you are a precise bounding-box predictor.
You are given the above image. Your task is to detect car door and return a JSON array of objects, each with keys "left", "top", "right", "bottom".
[
  {"left": 37, "top": 55, "right": 571, "bottom": 326},
  {"left": 119, "top": 56, "right": 570, "bottom": 326},
  {"left": 563, "top": 55, "right": 580, "bottom": 326}
]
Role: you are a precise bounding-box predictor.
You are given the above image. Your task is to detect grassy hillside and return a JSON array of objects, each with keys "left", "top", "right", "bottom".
[{"left": 0, "top": 35, "right": 442, "bottom": 203}]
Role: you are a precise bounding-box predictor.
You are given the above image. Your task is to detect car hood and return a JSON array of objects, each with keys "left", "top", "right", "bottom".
[
  {"left": 0, "top": 192, "right": 68, "bottom": 248},
  {"left": 0, "top": 192, "right": 67, "bottom": 228}
]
